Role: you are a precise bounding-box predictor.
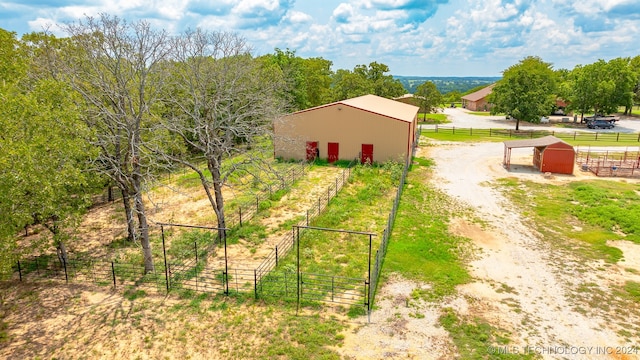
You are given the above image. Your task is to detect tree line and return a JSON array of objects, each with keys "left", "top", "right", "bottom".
[
  {"left": 0, "top": 15, "right": 411, "bottom": 274},
  {"left": 489, "top": 56, "right": 640, "bottom": 130}
]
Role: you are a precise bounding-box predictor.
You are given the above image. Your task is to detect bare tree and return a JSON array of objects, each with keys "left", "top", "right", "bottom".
[
  {"left": 46, "top": 15, "right": 171, "bottom": 273},
  {"left": 159, "top": 29, "right": 288, "bottom": 240}
]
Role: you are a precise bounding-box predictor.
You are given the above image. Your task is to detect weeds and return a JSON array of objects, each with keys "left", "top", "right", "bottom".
[{"left": 384, "top": 158, "right": 470, "bottom": 300}]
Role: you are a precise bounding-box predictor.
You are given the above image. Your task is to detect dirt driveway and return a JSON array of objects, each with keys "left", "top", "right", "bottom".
[{"left": 339, "top": 140, "right": 640, "bottom": 359}]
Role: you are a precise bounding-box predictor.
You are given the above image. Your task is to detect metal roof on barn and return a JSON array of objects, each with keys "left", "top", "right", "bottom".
[
  {"left": 290, "top": 94, "right": 419, "bottom": 123},
  {"left": 461, "top": 83, "right": 495, "bottom": 102}
]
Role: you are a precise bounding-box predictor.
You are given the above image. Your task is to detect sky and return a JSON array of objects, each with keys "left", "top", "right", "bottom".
[{"left": 1, "top": 0, "right": 639, "bottom": 77}]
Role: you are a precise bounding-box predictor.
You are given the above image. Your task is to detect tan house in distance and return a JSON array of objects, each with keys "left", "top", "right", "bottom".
[
  {"left": 273, "top": 94, "right": 419, "bottom": 164},
  {"left": 461, "top": 84, "right": 495, "bottom": 111}
]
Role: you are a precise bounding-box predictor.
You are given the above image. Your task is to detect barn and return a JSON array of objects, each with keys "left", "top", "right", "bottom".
[
  {"left": 461, "top": 84, "right": 495, "bottom": 111},
  {"left": 503, "top": 135, "right": 575, "bottom": 174},
  {"left": 273, "top": 94, "right": 419, "bottom": 164}
]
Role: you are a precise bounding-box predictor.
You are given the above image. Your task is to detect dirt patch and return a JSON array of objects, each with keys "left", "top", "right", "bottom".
[
  {"left": 339, "top": 274, "right": 454, "bottom": 360},
  {"left": 428, "top": 141, "right": 639, "bottom": 353}
]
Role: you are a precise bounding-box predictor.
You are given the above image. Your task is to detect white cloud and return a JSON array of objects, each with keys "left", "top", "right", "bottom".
[{"left": 285, "top": 10, "right": 312, "bottom": 24}]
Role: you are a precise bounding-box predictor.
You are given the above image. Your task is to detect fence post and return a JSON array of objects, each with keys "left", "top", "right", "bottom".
[
  {"left": 17, "top": 261, "right": 22, "bottom": 281},
  {"left": 306, "top": 210, "right": 309, "bottom": 226},
  {"left": 275, "top": 245, "right": 279, "bottom": 267},
  {"left": 161, "top": 226, "right": 169, "bottom": 293},
  {"left": 239, "top": 207, "right": 242, "bottom": 227},
  {"left": 194, "top": 241, "right": 199, "bottom": 291},
  {"left": 332, "top": 276, "right": 335, "bottom": 302},
  {"left": 111, "top": 261, "right": 116, "bottom": 288},
  {"left": 617, "top": 133, "right": 620, "bottom": 142},
  {"left": 256, "top": 196, "right": 259, "bottom": 212},
  {"left": 254, "top": 269, "right": 258, "bottom": 299}
]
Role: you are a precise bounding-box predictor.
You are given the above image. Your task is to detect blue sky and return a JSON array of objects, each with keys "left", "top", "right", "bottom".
[{"left": 1, "top": 0, "right": 639, "bottom": 76}]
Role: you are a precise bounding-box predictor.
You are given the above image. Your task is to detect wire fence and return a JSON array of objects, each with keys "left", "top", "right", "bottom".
[
  {"left": 3, "top": 140, "right": 414, "bottom": 314},
  {"left": 8, "top": 255, "right": 167, "bottom": 292},
  {"left": 368, "top": 130, "right": 419, "bottom": 309},
  {"left": 254, "top": 160, "right": 357, "bottom": 300},
  {"left": 575, "top": 148, "right": 640, "bottom": 178},
  {"left": 426, "top": 125, "right": 640, "bottom": 143}
]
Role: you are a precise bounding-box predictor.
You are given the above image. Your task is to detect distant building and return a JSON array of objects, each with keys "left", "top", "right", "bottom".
[
  {"left": 461, "top": 84, "right": 495, "bottom": 111},
  {"left": 274, "top": 94, "right": 419, "bottom": 164},
  {"left": 394, "top": 94, "right": 426, "bottom": 113}
]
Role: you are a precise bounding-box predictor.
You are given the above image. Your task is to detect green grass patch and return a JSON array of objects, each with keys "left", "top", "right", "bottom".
[
  {"left": 496, "top": 178, "right": 640, "bottom": 263},
  {"left": 621, "top": 281, "right": 640, "bottom": 302},
  {"left": 439, "top": 308, "right": 535, "bottom": 359},
  {"left": 273, "top": 164, "right": 400, "bottom": 282},
  {"left": 0, "top": 319, "right": 8, "bottom": 344},
  {"left": 466, "top": 111, "right": 493, "bottom": 116},
  {"left": 167, "top": 229, "right": 218, "bottom": 261},
  {"left": 226, "top": 223, "right": 267, "bottom": 245},
  {"left": 418, "top": 113, "right": 450, "bottom": 124},
  {"left": 383, "top": 158, "right": 470, "bottom": 299}
]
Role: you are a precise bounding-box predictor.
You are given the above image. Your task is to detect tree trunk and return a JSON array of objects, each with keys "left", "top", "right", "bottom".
[
  {"left": 515, "top": 118, "right": 520, "bottom": 131},
  {"left": 135, "top": 190, "right": 154, "bottom": 274},
  {"left": 121, "top": 188, "right": 136, "bottom": 242},
  {"left": 131, "top": 135, "right": 154, "bottom": 273},
  {"left": 56, "top": 240, "right": 69, "bottom": 267},
  {"left": 208, "top": 160, "right": 227, "bottom": 242}
]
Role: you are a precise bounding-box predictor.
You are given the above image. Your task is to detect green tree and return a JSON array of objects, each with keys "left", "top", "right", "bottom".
[
  {"left": 630, "top": 56, "right": 640, "bottom": 110},
  {"left": 414, "top": 81, "right": 443, "bottom": 114},
  {"left": 261, "top": 49, "right": 333, "bottom": 110},
  {"left": 490, "top": 56, "right": 557, "bottom": 130},
  {"left": 568, "top": 58, "right": 635, "bottom": 119},
  {"left": 0, "top": 29, "right": 97, "bottom": 272},
  {"left": 444, "top": 90, "right": 462, "bottom": 104},
  {"left": 607, "top": 57, "right": 635, "bottom": 115},
  {"left": 330, "top": 62, "right": 404, "bottom": 101},
  {"left": 302, "top": 57, "right": 334, "bottom": 107}
]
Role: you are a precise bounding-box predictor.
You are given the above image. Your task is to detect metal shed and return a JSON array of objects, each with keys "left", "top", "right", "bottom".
[
  {"left": 273, "top": 94, "right": 419, "bottom": 164},
  {"left": 503, "top": 135, "right": 575, "bottom": 174}
]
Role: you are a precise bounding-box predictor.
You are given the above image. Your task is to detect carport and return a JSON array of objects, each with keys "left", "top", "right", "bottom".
[{"left": 503, "top": 135, "right": 575, "bottom": 174}]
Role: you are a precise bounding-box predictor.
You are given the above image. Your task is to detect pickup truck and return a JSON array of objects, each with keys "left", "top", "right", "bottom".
[
  {"left": 582, "top": 115, "right": 619, "bottom": 123},
  {"left": 587, "top": 119, "right": 615, "bottom": 129}
]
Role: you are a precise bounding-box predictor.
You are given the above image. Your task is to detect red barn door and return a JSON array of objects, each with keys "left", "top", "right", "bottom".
[
  {"left": 306, "top": 141, "right": 318, "bottom": 161},
  {"left": 361, "top": 144, "right": 374, "bottom": 164},
  {"left": 327, "top": 142, "right": 339, "bottom": 163}
]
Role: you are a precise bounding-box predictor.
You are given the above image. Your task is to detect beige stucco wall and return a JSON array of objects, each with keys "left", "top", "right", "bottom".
[{"left": 274, "top": 103, "right": 415, "bottom": 163}]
